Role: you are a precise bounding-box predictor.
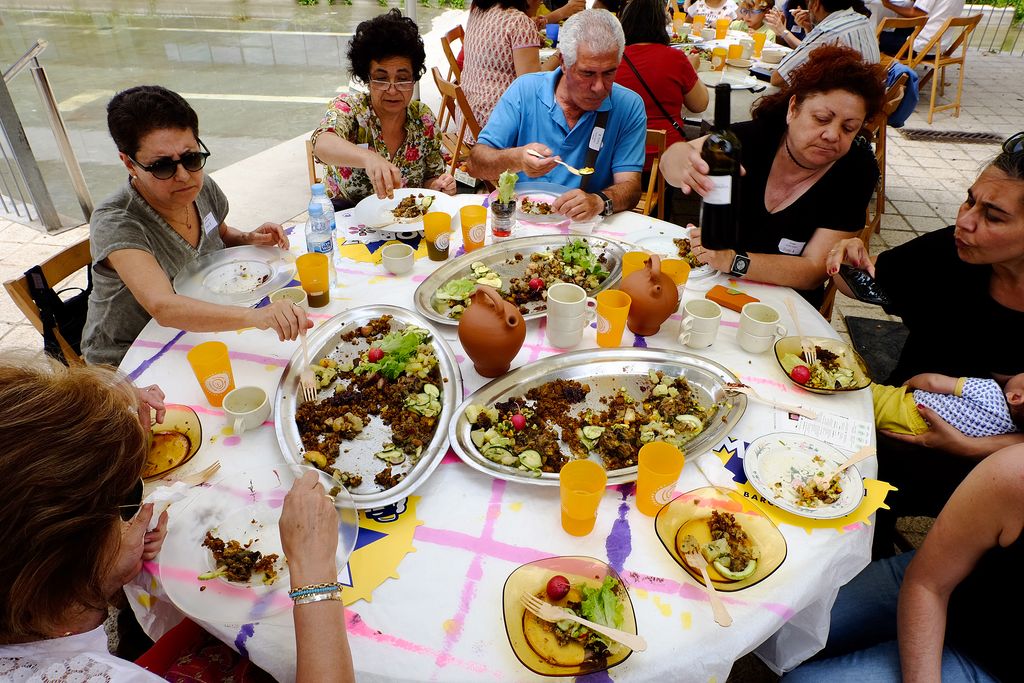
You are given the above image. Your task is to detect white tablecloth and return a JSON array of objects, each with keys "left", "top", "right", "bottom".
[{"left": 126, "top": 196, "right": 875, "bottom": 681}]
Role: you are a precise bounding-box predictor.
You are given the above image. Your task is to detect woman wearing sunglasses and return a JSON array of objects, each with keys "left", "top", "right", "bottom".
[
  {"left": 825, "top": 132, "right": 1024, "bottom": 557},
  {"left": 311, "top": 9, "right": 456, "bottom": 208},
  {"left": 81, "top": 85, "right": 310, "bottom": 367},
  {"left": 0, "top": 354, "right": 355, "bottom": 682}
]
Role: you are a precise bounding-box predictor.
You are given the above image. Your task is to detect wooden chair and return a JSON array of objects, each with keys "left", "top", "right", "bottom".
[
  {"left": 3, "top": 238, "right": 91, "bottom": 365},
  {"left": 908, "top": 14, "right": 982, "bottom": 123},
  {"left": 875, "top": 15, "right": 929, "bottom": 68},
  {"left": 633, "top": 129, "right": 667, "bottom": 219},
  {"left": 431, "top": 66, "right": 494, "bottom": 193},
  {"left": 437, "top": 25, "right": 465, "bottom": 135},
  {"left": 305, "top": 139, "right": 323, "bottom": 187}
]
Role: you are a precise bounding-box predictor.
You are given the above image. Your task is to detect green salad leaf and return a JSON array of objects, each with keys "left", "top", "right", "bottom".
[
  {"left": 435, "top": 278, "right": 477, "bottom": 301},
  {"left": 354, "top": 327, "right": 431, "bottom": 380},
  {"left": 560, "top": 239, "right": 610, "bottom": 278},
  {"left": 497, "top": 170, "right": 518, "bottom": 204},
  {"left": 579, "top": 576, "right": 624, "bottom": 629}
]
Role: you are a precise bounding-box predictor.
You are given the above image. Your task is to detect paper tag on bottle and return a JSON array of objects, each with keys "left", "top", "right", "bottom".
[
  {"left": 704, "top": 175, "right": 732, "bottom": 205},
  {"left": 777, "top": 238, "right": 806, "bottom": 255},
  {"left": 589, "top": 126, "right": 605, "bottom": 151},
  {"left": 203, "top": 212, "right": 219, "bottom": 234}
]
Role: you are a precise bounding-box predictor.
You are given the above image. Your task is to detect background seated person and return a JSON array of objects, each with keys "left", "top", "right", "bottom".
[
  {"left": 684, "top": 0, "right": 740, "bottom": 22},
  {"left": 782, "top": 442, "right": 1024, "bottom": 682},
  {"left": 765, "top": 0, "right": 810, "bottom": 47},
  {"left": 311, "top": 9, "right": 455, "bottom": 208},
  {"left": 731, "top": 0, "right": 778, "bottom": 42},
  {"left": 467, "top": 9, "right": 646, "bottom": 222},
  {"left": 0, "top": 355, "right": 354, "bottom": 683},
  {"left": 877, "top": 0, "right": 965, "bottom": 56},
  {"left": 82, "top": 86, "right": 309, "bottom": 368},
  {"left": 661, "top": 45, "right": 884, "bottom": 308},
  {"left": 769, "top": 0, "right": 878, "bottom": 86}
]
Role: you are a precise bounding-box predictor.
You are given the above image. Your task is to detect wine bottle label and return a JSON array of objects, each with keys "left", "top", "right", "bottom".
[{"left": 704, "top": 175, "right": 732, "bottom": 205}]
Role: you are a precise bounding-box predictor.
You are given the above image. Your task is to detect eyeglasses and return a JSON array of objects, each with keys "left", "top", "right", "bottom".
[
  {"left": 117, "top": 478, "right": 145, "bottom": 521},
  {"left": 739, "top": 6, "right": 766, "bottom": 14},
  {"left": 369, "top": 79, "right": 415, "bottom": 93},
  {"left": 1004, "top": 131, "right": 1024, "bottom": 155},
  {"left": 128, "top": 139, "right": 210, "bottom": 180}
]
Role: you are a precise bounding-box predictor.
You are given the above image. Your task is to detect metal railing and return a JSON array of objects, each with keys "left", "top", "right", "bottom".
[
  {"left": 0, "top": 39, "right": 93, "bottom": 234},
  {"left": 966, "top": 1, "right": 1024, "bottom": 54}
]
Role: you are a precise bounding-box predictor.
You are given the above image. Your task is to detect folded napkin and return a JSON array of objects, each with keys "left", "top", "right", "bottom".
[{"left": 144, "top": 481, "right": 191, "bottom": 531}]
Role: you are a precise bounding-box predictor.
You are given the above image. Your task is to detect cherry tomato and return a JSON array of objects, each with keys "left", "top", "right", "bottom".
[
  {"left": 790, "top": 365, "right": 811, "bottom": 385},
  {"left": 511, "top": 413, "right": 527, "bottom": 431},
  {"left": 529, "top": 277, "right": 545, "bottom": 291},
  {"left": 546, "top": 575, "right": 570, "bottom": 601},
  {"left": 368, "top": 347, "right": 385, "bottom": 363}
]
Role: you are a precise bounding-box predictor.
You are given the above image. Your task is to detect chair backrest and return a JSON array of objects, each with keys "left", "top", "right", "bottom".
[
  {"left": 637, "top": 129, "right": 667, "bottom": 219},
  {"left": 441, "top": 24, "right": 464, "bottom": 84},
  {"left": 431, "top": 67, "right": 484, "bottom": 175},
  {"left": 305, "top": 139, "right": 322, "bottom": 187},
  {"left": 3, "top": 238, "right": 91, "bottom": 364},
  {"left": 875, "top": 15, "right": 929, "bottom": 65},
  {"left": 910, "top": 13, "right": 982, "bottom": 65}
]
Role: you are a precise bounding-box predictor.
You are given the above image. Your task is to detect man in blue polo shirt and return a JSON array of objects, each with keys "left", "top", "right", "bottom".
[{"left": 467, "top": 9, "right": 647, "bottom": 222}]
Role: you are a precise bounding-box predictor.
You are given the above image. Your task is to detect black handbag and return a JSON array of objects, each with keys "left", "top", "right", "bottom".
[{"left": 25, "top": 263, "right": 92, "bottom": 364}]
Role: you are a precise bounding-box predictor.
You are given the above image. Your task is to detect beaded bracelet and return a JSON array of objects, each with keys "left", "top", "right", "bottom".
[
  {"left": 288, "top": 582, "right": 343, "bottom": 600},
  {"left": 293, "top": 590, "right": 343, "bottom": 606}
]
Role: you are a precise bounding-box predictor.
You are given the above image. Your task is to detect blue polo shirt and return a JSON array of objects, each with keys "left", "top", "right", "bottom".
[{"left": 476, "top": 68, "right": 647, "bottom": 191}]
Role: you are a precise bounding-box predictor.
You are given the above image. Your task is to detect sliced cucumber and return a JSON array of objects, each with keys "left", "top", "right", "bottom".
[
  {"left": 466, "top": 405, "right": 483, "bottom": 424},
  {"left": 375, "top": 447, "right": 406, "bottom": 465},
  {"left": 582, "top": 425, "right": 605, "bottom": 440},
  {"left": 471, "top": 430, "right": 487, "bottom": 448},
  {"left": 713, "top": 558, "right": 757, "bottom": 581},
  {"left": 518, "top": 449, "right": 542, "bottom": 470},
  {"left": 424, "top": 384, "right": 440, "bottom": 397}
]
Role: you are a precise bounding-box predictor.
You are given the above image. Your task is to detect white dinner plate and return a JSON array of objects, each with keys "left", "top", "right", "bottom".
[
  {"left": 622, "top": 224, "right": 721, "bottom": 289},
  {"left": 352, "top": 188, "right": 458, "bottom": 237},
  {"left": 743, "top": 433, "right": 865, "bottom": 520},
  {"left": 172, "top": 245, "right": 296, "bottom": 306},
  {"left": 158, "top": 484, "right": 359, "bottom": 624},
  {"left": 698, "top": 70, "right": 761, "bottom": 90}
]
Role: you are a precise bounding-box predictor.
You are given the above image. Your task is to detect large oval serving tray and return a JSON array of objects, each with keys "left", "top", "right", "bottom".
[
  {"left": 173, "top": 245, "right": 296, "bottom": 306},
  {"left": 413, "top": 235, "right": 627, "bottom": 326},
  {"left": 448, "top": 348, "right": 746, "bottom": 486},
  {"left": 274, "top": 305, "right": 464, "bottom": 509}
]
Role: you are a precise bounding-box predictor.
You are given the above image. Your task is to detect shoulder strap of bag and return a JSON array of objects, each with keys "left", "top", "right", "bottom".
[
  {"left": 622, "top": 53, "right": 687, "bottom": 139},
  {"left": 579, "top": 109, "right": 610, "bottom": 193}
]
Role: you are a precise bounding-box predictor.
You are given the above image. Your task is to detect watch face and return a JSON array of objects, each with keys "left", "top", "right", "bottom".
[{"left": 732, "top": 254, "right": 750, "bottom": 275}]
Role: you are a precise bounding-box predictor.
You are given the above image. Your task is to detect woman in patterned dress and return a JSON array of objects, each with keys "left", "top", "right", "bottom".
[
  {"left": 312, "top": 10, "right": 456, "bottom": 208},
  {"left": 458, "top": 0, "right": 561, "bottom": 141}
]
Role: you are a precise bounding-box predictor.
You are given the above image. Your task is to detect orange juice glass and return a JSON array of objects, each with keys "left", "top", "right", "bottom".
[
  {"left": 187, "top": 341, "right": 235, "bottom": 407},
  {"left": 752, "top": 31, "right": 768, "bottom": 57},
  {"left": 711, "top": 46, "right": 727, "bottom": 71},
  {"left": 424, "top": 211, "right": 452, "bottom": 261},
  {"left": 660, "top": 258, "right": 691, "bottom": 289},
  {"left": 296, "top": 252, "right": 330, "bottom": 308},
  {"left": 560, "top": 459, "right": 607, "bottom": 536},
  {"left": 622, "top": 251, "right": 650, "bottom": 279},
  {"left": 728, "top": 43, "right": 744, "bottom": 60},
  {"left": 691, "top": 14, "right": 706, "bottom": 36},
  {"left": 595, "top": 290, "right": 631, "bottom": 348},
  {"left": 715, "top": 17, "right": 730, "bottom": 39},
  {"left": 459, "top": 205, "right": 487, "bottom": 252},
  {"left": 636, "top": 442, "right": 685, "bottom": 516}
]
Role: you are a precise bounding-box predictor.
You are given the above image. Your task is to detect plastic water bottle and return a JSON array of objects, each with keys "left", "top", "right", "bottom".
[
  {"left": 310, "top": 183, "right": 336, "bottom": 238},
  {"left": 305, "top": 203, "right": 334, "bottom": 259}
]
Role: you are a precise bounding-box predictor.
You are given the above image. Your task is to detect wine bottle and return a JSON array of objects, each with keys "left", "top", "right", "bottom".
[{"left": 698, "top": 83, "right": 741, "bottom": 251}]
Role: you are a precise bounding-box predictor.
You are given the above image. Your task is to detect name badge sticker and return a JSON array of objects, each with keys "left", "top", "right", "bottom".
[
  {"left": 589, "top": 126, "right": 605, "bottom": 151},
  {"left": 203, "top": 212, "right": 219, "bottom": 235},
  {"left": 778, "top": 238, "right": 805, "bottom": 255}
]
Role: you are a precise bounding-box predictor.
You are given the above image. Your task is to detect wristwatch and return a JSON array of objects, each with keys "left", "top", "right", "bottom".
[
  {"left": 595, "top": 191, "right": 614, "bottom": 217},
  {"left": 730, "top": 250, "right": 751, "bottom": 278}
]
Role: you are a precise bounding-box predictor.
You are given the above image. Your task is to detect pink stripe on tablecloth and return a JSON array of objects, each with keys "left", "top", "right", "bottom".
[
  {"left": 414, "top": 526, "right": 554, "bottom": 565},
  {"left": 130, "top": 340, "right": 289, "bottom": 367}
]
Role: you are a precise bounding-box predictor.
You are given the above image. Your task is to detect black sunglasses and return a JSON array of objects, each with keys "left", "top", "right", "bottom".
[
  {"left": 117, "top": 478, "right": 145, "bottom": 521},
  {"left": 128, "top": 139, "right": 211, "bottom": 180},
  {"left": 1004, "top": 131, "right": 1024, "bottom": 155}
]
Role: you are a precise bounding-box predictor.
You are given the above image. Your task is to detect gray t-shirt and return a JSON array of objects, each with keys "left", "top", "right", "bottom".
[{"left": 82, "top": 177, "right": 229, "bottom": 367}]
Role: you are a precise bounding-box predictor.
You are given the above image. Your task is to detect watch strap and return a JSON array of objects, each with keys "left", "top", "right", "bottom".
[{"left": 595, "top": 191, "right": 613, "bottom": 216}]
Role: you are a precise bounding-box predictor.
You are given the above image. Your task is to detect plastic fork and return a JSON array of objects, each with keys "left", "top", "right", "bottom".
[
  {"left": 525, "top": 148, "right": 594, "bottom": 176},
  {"left": 681, "top": 551, "right": 733, "bottom": 627},
  {"left": 299, "top": 332, "right": 318, "bottom": 403},
  {"left": 725, "top": 382, "right": 817, "bottom": 420},
  {"left": 519, "top": 593, "right": 647, "bottom": 651},
  {"left": 784, "top": 297, "right": 817, "bottom": 368},
  {"left": 177, "top": 461, "right": 221, "bottom": 486}
]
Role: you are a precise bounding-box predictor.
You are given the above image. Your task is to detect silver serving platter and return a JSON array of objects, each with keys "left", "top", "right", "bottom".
[
  {"left": 413, "top": 235, "right": 627, "bottom": 326},
  {"left": 274, "top": 305, "right": 463, "bottom": 509},
  {"left": 448, "top": 348, "right": 747, "bottom": 486},
  {"left": 173, "top": 245, "right": 296, "bottom": 306}
]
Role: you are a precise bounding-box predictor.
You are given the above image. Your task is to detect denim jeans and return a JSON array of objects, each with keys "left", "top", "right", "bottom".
[{"left": 782, "top": 552, "right": 998, "bottom": 683}]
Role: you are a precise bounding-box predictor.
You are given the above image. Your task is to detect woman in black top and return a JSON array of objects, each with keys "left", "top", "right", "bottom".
[{"left": 662, "top": 45, "right": 885, "bottom": 307}]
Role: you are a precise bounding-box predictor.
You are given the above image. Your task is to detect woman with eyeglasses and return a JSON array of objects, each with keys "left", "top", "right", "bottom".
[
  {"left": 731, "top": 0, "right": 777, "bottom": 42},
  {"left": 81, "top": 85, "right": 310, "bottom": 368},
  {"left": 0, "top": 354, "right": 355, "bottom": 682},
  {"left": 311, "top": 9, "right": 456, "bottom": 208},
  {"left": 824, "top": 132, "right": 1024, "bottom": 558}
]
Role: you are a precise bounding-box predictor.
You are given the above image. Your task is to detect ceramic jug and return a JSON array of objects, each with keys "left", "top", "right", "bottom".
[
  {"left": 458, "top": 285, "right": 526, "bottom": 377},
  {"left": 618, "top": 254, "right": 679, "bottom": 336}
]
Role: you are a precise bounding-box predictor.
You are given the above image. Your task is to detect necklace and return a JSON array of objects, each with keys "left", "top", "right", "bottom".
[
  {"left": 183, "top": 206, "right": 193, "bottom": 233},
  {"left": 784, "top": 137, "right": 816, "bottom": 171}
]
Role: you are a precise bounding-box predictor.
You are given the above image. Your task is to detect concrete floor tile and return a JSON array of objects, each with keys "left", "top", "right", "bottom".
[
  {"left": 906, "top": 176, "right": 950, "bottom": 191},
  {"left": 5, "top": 243, "right": 69, "bottom": 268},
  {"left": 880, "top": 214, "right": 914, "bottom": 231},
  {"left": 892, "top": 200, "right": 938, "bottom": 217},
  {"left": 929, "top": 203, "right": 962, "bottom": 221},
  {"left": 906, "top": 215, "right": 949, "bottom": 232},
  {"left": 884, "top": 187, "right": 922, "bottom": 202},
  {"left": 0, "top": 323, "right": 42, "bottom": 354},
  {"left": 916, "top": 156, "right": 949, "bottom": 168},
  {"left": 882, "top": 231, "right": 919, "bottom": 247},
  {"left": 0, "top": 222, "right": 47, "bottom": 245}
]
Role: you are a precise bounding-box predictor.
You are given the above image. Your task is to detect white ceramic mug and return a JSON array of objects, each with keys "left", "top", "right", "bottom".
[
  {"left": 270, "top": 286, "right": 308, "bottom": 310},
  {"left": 547, "top": 283, "right": 597, "bottom": 319},
  {"left": 546, "top": 309, "right": 594, "bottom": 348},
  {"left": 678, "top": 299, "right": 722, "bottom": 349},
  {"left": 737, "top": 330, "right": 777, "bottom": 354},
  {"left": 381, "top": 243, "right": 415, "bottom": 275},
  {"left": 739, "top": 302, "right": 787, "bottom": 338},
  {"left": 223, "top": 386, "right": 271, "bottom": 434},
  {"left": 739, "top": 39, "right": 754, "bottom": 60},
  {"left": 679, "top": 329, "right": 719, "bottom": 349},
  {"left": 701, "top": 27, "right": 716, "bottom": 41}
]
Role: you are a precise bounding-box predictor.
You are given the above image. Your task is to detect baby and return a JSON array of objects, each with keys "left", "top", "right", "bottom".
[
  {"left": 684, "top": 0, "right": 739, "bottom": 22},
  {"left": 873, "top": 373, "right": 1024, "bottom": 437},
  {"left": 731, "top": 0, "right": 777, "bottom": 42}
]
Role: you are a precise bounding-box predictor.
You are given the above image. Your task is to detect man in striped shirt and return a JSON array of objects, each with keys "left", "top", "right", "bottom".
[{"left": 771, "top": 0, "right": 880, "bottom": 86}]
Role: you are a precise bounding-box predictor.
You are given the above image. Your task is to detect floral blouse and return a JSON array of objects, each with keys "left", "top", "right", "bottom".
[{"left": 312, "top": 92, "right": 446, "bottom": 204}]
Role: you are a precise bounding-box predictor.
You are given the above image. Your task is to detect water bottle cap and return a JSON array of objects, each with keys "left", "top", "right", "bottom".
[
  {"left": 311, "top": 183, "right": 325, "bottom": 195},
  {"left": 308, "top": 203, "right": 323, "bottom": 216}
]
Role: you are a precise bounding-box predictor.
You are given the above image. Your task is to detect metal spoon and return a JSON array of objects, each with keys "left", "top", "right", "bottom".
[{"left": 525, "top": 148, "right": 594, "bottom": 176}]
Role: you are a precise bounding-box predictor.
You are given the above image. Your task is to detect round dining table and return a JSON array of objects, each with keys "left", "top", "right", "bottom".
[{"left": 125, "top": 193, "right": 877, "bottom": 682}]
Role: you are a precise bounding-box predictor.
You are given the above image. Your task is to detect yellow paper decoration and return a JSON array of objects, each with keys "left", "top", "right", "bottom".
[{"left": 342, "top": 496, "right": 423, "bottom": 605}]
